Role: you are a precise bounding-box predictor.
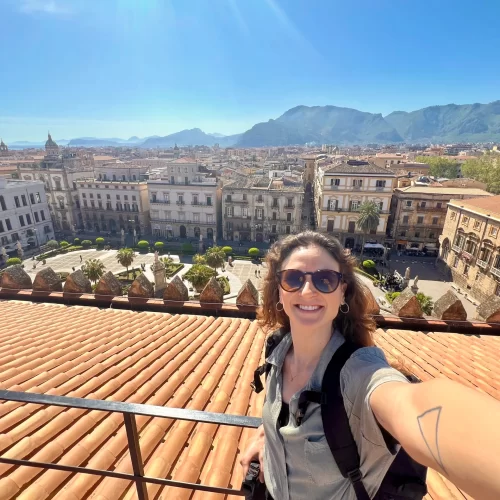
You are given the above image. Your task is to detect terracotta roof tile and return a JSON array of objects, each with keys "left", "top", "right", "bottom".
[{"left": 0, "top": 302, "right": 498, "bottom": 499}]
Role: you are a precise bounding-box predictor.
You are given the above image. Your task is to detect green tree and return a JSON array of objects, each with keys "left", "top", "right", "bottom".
[
  {"left": 60, "top": 240, "right": 69, "bottom": 248},
  {"left": 116, "top": 248, "right": 135, "bottom": 275},
  {"left": 46, "top": 240, "right": 59, "bottom": 250},
  {"left": 462, "top": 154, "right": 500, "bottom": 194},
  {"left": 184, "top": 264, "right": 216, "bottom": 292},
  {"left": 6, "top": 257, "right": 22, "bottom": 267},
  {"left": 192, "top": 253, "right": 206, "bottom": 265},
  {"left": 204, "top": 246, "right": 226, "bottom": 272},
  {"left": 415, "top": 156, "right": 459, "bottom": 179},
  {"left": 356, "top": 201, "right": 380, "bottom": 260},
  {"left": 248, "top": 248, "right": 260, "bottom": 258},
  {"left": 82, "top": 258, "right": 106, "bottom": 284}
]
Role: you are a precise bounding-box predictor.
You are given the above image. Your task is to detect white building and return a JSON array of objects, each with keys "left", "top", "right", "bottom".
[
  {"left": 76, "top": 164, "right": 150, "bottom": 236},
  {"left": 222, "top": 177, "right": 304, "bottom": 243},
  {"left": 314, "top": 160, "right": 396, "bottom": 248},
  {"left": 147, "top": 158, "right": 219, "bottom": 240},
  {"left": 0, "top": 177, "right": 54, "bottom": 256}
]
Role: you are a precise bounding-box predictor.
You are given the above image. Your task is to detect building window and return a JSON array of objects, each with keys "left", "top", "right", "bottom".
[
  {"left": 21, "top": 195, "right": 27, "bottom": 206},
  {"left": 272, "top": 225, "right": 277, "bottom": 233},
  {"left": 193, "top": 195, "right": 198, "bottom": 205},
  {"left": 226, "top": 194, "right": 232, "bottom": 202},
  {"left": 19, "top": 215, "right": 25, "bottom": 227},
  {"left": 207, "top": 196, "right": 212, "bottom": 206},
  {"left": 350, "top": 201, "right": 360, "bottom": 211},
  {"left": 0, "top": 196, "right": 6, "bottom": 211},
  {"left": 272, "top": 212, "right": 277, "bottom": 220},
  {"left": 55, "top": 180, "right": 62, "bottom": 190},
  {"left": 82, "top": 193, "right": 86, "bottom": 198},
  {"left": 1, "top": 236, "right": 8, "bottom": 245},
  {"left": 329, "top": 199, "right": 338, "bottom": 211},
  {"left": 83, "top": 200, "right": 88, "bottom": 208},
  {"left": 405, "top": 201, "right": 412, "bottom": 208},
  {"left": 98, "top": 194, "right": 102, "bottom": 199},
  {"left": 377, "top": 202, "right": 383, "bottom": 211},
  {"left": 462, "top": 216, "right": 469, "bottom": 226},
  {"left": 473, "top": 220, "right": 481, "bottom": 230},
  {"left": 132, "top": 196, "right": 136, "bottom": 201},
  {"left": 453, "top": 256, "right": 459, "bottom": 268},
  {"left": 375, "top": 180, "right": 386, "bottom": 188},
  {"left": 40, "top": 211, "right": 45, "bottom": 221},
  {"left": 89, "top": 193, "right": 94, "bottom": 199},
  {"left": 193, "top": 213, "right": 200, "bottom": 222},
  {"left": 256, "top": 208, "right": 263, "bottom": 219},
  {"left": 14, "top": 196, "right": 20, "bottom": 208},
  {"left": 117, "top": 195, "right": 121, "bottom": 200},
  {"left": 34, "top": 212, "right": 39, "bottom": 223},
  {"left": 402, "top": 216, "right": 409, "bottom": 224},
  {"left": 29, "top": 193, "right": 35, "bottom": 204},
  {"left": 11, "top": 232, "right": 20, "bottom": 242},
  {"left": 44, "top": 225, "right": 51, "bottom": 234},
  {"left": 464, "top": 264, "right": 470, "bottom": 277},
  {"left": 242, "top": 207, "right": 248, "bottom": 217},
  {"left": 330, "top": 178, "right": 340, "bottom": 186},
  {"left": 243, "top": 193, "right": 247, "bottom": 201},
  {"left": 419, "top": 201, "right": 426, "bottom": 208},
  {"left": 417, "top": 216, "right": 424, "bottom": 224},
  {"left": 0, "top": 221, "right": 3, "bottom": 233},
  {"left": 26, "top": 214, "right": 31, "bottom": 225},
  {"left": 415, "top": 232, "right": 420, "bottom": 238},
  {"left": 207, "top": 214, "right": 213, "bottom": 223},
  {"left": 353, "top": 179, "right": 362, "bottom": 188},
  {"left": 226, "top": 206, "right": 233, "bottom": 217},
  {"left": 489, "top": 226, "right": 499, "bottom": 238},
  {"left": 286, "top": 226, "right": 291, "bottom": 234},
  {"left": 450, "top": 211, "right": 456, "bottom": 220},
  {"left": 400, "top": 231, "right": 406, "bottom": 237},
  {"left": 287, "top": 213, "right": 292, "bottom": 222},
  {"left": 432, "top": 217, "right": 439, "bottom": 225},
  {"left": 90, "top": 201, "right": 95, "bottom": 208},
  {"left": 437, "top": 202, "right": 442, "bottom": 208},
  {"left": 429, "top": 233, "right": 435, "bottom": 239}
]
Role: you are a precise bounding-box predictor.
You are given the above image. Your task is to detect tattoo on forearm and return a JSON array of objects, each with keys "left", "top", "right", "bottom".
[{"left": 417, "top": 406, "right": 447, "bottom": 474}]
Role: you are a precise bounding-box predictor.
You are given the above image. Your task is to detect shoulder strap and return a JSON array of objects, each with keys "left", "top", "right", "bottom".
[
  {"left": 251, "top": 328, "right": 288, "bottom": 394},
  {"left": 322, "top": 341, "right": 370, "bottom": 500}
]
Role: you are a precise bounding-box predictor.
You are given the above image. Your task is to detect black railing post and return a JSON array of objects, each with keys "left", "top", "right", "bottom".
[{"left": 123, "top": 413, "right": 149, "bottom": 500}]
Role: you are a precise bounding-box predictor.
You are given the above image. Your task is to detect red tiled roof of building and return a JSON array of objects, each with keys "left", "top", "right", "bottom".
[
  {"left": 448, "top": 195, "right": 500, "bottom": 220},
  {"left": 0, "top": 302, "right": 498, "bottom": 499}
]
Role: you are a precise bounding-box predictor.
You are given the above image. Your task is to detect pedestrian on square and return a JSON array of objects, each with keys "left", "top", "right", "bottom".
[
  {"left": 80, "top": 255, "right": 83, "bottom": 262},
  {"left": 255, "top": 269, "right": 258, "bottom": 277}
]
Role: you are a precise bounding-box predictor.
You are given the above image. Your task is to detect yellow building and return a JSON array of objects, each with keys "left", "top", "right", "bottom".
[
  {"left": 438, "top": 195, "right": 500, "bottom": 303},
  {"left": 314, "top": 160, "right": 395, "bottom": 248},
  {"left": 389, "top": 186, "right": 491, "bottom": 252}
]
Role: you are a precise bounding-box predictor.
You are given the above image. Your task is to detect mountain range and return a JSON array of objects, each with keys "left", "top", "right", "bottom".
[{"left": 7, "top": 100, "right": 500, "bottom": 148}]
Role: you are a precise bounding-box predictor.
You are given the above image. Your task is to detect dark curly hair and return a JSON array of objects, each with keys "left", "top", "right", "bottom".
[{"left": 258, "top": 231, "right": 376, "bottom": 347}]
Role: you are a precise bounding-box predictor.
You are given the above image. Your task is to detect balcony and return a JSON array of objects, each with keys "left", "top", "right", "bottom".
[
  {"left": 477, "top": 259, "right": 489, "bottom": 269},
  {"left": 176, "top": 201, "right": 185, "bottom": 206},
  {"left": 225, "top": 199, "right": 248, "bottom": 204},
  {"left": 255, "top": 199, "right": 264, "bottom": 204},
  {"left": 225, "top": 215, "right": 251, "bottom": 220},
  {"left": 375, "top": 186, "right": 386, "bottom": 191},
  {"left": 352, "top": 185, "right": 362, "bottom": 191},
  {"left": 491, "top": 266, "right": 500, "bottom": 279},
  {"left": 462, "top": 250, "right": 474, "bottom": 261},
  {"left": 150, "top": 199, "right": 170, "bottom": 205},
  {"left": 452, "top": 245, "right": 462, "bottom": 253},
  {"left": 192, "top": 202, "right": 213, "bottom": 207},
  {"left": 284, "top": 205, "right": 295, "bottom": 210},
  {"left": 150, "top": 217, "right": 216, "bottom": 226}
]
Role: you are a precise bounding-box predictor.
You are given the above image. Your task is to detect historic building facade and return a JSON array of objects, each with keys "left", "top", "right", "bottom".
[
  {"left": 438, "top": 195, "right": 500, "bottom": 303},
  {"left": 147, "top": 158, "right": 219, "bottom": 240},
  {"left": 222, "top": 177, "right": 304, "bottom": 243},
  {"left": 314, "top": 160, "right": 395, "bottom": 248}
]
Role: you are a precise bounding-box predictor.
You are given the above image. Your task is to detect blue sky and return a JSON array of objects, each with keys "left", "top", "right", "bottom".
[{"left": 1, "top": 0, "right": 500, "bottom": 142}]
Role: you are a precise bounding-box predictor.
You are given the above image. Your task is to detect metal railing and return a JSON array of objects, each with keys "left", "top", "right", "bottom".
[
  {"left": 0, "top": 390, "right": 260, "bottom": 500},
  {"left": 491, "top": 267, "right": 500, "bottom": 279},
  {"left": 477, "top": 259, "right": 489, "bottom": 269},
  {"left": 452, "top": 244, "right": 462, "bottom": 253}
]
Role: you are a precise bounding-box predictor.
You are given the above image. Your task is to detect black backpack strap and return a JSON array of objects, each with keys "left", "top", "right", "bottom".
[
  {"left": 322, "top": 341, "right": 370, "bottom": 500},
  {"left": 251, "top": 328, "right": 288, "bottom": 394}
]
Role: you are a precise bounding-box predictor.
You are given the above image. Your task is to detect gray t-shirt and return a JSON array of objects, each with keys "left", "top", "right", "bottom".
[{"left": 262, "top": 330, "right": 409, "bottom": 500}]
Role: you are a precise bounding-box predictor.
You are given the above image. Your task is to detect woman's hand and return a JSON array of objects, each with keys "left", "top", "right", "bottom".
[{"left": 239, "top": 424, "right": 265, "bottom": 483}]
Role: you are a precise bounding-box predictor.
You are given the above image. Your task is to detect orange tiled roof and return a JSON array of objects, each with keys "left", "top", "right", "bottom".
[{"left": 0, "top": 302, "right": 499, "bottom": 499}]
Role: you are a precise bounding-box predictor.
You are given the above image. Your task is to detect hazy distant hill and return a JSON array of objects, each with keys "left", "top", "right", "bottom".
[
  {"left": 385, "top": 101, "right": 500, "bottom": 143},
  {"left": 140, "top": 128, "right": 240, "bottom": 148},
  {"left": 237, "top": 105, "right": 403, "bottom": 147}
]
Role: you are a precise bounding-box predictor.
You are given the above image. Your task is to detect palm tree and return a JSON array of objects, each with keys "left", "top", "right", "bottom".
[
  {"left": 356, "top": 201, "right": 380, "bottom": 260},
  {"left": 204, "top": 246, "right": 226, "bottom": 273},
  {"left": 82, "top": 258, "right": 106, "bottom": 284},
  {"left": 184, "top": 264, "right": 216, "bottom": 292},
  {"left": 116, "top": 248, "right": 135, "bottom": 277}
]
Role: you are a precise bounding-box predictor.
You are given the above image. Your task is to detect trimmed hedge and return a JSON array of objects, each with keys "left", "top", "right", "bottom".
[
  {"left": 81, "top": 240, "right": 92, "bottom": 248},
  {"left": 66, "top": 245, "right": 83, "bottom": 252},
  {"left": 154, "top": 241, "right": 164, "bottom": 251},
  {"left": 222, "top": 246, "right": 233, "bottom": 255},
  {"left": 60, "top": 241, "right": 70, "bottom": 248},
  {"left": 362, "top": 260, "right": 376, "bottom": 268},
  {"left": 165, "top": 262, "right": 184, "bottom": 278},
  {"left": 248, "top": 248, "right": 260, "bottom": 257},
  {"left": 73, "top": 238, "right": 80, "bottom": 245},
  {"left": 6, "top": 258, "right": 22, "bottom": 267},
  {"left": 95, "top": 237, "right": 105, "bottom": 245}
]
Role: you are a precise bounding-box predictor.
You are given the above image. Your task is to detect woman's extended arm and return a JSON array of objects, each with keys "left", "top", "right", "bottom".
[{"left": 371, "top": 378, "right": 500, "bottom": 500}]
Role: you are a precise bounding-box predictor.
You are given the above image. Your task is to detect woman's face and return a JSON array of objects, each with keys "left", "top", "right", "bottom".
[{"left": 278, "top": 245, "right": 346, "bottom": 331}]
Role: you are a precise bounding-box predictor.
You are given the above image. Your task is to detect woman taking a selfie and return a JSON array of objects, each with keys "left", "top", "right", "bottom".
[{"left": 240, "top": 231, "right": 500, "bottom": 500}]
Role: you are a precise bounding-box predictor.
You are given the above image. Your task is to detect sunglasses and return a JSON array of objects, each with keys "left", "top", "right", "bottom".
[{"left": 276, "top": 269, "right": 343, "bottom": 294}]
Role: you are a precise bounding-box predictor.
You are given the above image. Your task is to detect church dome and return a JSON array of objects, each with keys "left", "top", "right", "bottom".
[{"left": 45, "top": 133, "right": 58, "bottom": 149}]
